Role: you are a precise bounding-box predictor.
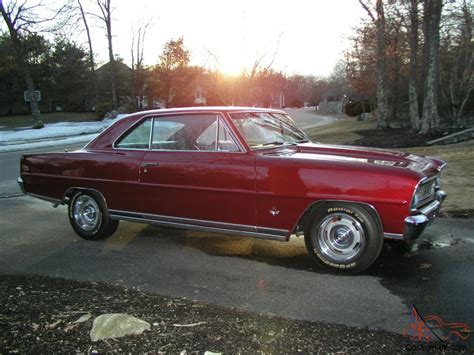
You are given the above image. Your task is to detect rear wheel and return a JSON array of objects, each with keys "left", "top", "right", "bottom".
[
  {"left": 304, "top": 203, "right": 383, "bottom": 273},
  {"left": 68, "top": 191, "right": 118, "bottom": 240}
]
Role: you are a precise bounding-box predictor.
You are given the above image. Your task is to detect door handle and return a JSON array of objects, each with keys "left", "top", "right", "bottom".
[{"left": 141, "top": 162, "right": 160, "bottom": 167}]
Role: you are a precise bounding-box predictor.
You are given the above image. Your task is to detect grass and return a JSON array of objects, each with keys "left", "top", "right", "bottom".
[
  {"left": 305, "top": 116, "right": 377, "bottom": 145},
  {"left": 304, "top": 116, "right": 474, "bottom": 215},
  {"left": 0, "top": 112, "right": 98, "bottom": 130},
  {"left": 406, "top": 141, "right": 474, "bottom": 214}
]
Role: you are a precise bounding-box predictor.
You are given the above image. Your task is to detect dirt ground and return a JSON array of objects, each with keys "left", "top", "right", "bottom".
[{"left": 0, "top": 274, "right": 409, "bottom": 353}]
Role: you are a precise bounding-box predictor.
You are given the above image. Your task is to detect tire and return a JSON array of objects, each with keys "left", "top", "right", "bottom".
[
  {"left": 304, "top": 203, "right": 383, "bottom": 273},
  {"left": 68, "top": 191, "right": 119, "bottom": 240}
]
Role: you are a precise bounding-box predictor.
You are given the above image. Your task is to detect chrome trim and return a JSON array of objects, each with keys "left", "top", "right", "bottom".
[
  {"left": 419, "top": 199, "right": 441, "bottom": 216},
  {"left": 384, "top": 233, "right": 404, "bottom": 240},
  {"left": 26, "top": 193, "right": 61, "bottom": 204},
  {"left": 405, "top": 214, "right": 429, "bottom": 226},
  {"left": 109, "top": 209, "right": 288, "bottom": 241},
  {"left": 220, "top": 115, "right": 247, "bottom": 153},
  {"left": 149, "top": 117, "right": 154, "bottom": 149},
  {"left": 17, "top": 177, "right": 25, "bottom": 194},
  {"left": 403, "top": 190, "right": 446, "bottom": 240},
  {"left": 258, "top": 226, "right": 290, "bottom": 235},
  {"left": 437, "top": 162, "right": 447, "bottom": 172},
  {"left": 215, "top": 116, "right": 219, "bottom": 151}
]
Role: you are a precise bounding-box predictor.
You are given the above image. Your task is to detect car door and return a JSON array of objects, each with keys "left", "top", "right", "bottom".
[
  {"left": 139, "top": 112, "right": 257, "bottom": 228},
  {"left": 103, "top": 117, "right": 151, "bottom": 212}
]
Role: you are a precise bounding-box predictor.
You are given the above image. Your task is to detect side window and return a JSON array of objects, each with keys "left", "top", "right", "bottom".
[
  {"left": 152, "top": 120, "right": 186, "bottom": 150},
  {"left": 196, "top": 119, "right": 218, "bottom": 150},
  {"left": 115, "top": 119, "right": 151, "bottom": 149},
  {"left": 151, "top": 114, "right": 239, "bottom": 151},
  {"left": 217, "top": 120, "right": 239, "bottom": 152}
]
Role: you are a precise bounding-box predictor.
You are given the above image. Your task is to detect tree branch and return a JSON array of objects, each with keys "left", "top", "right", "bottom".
[{"left": 359, "top": 0, "right": 376, "bottom": 22}]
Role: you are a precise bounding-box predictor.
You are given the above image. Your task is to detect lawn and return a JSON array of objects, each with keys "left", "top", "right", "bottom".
[
  {"left": 304, "top": 116, "right": 474, "bottom": 216},
  {"left": 0, "top": 112, "right": 98, "bottom": 130}
]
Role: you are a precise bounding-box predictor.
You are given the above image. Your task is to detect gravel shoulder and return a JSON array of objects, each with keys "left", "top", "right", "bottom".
[{"left": 0, "top": 274, "right": 408, "bottom": 353}]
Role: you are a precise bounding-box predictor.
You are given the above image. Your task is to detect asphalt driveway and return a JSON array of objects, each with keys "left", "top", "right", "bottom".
[{"left": 0, "top": 196, "right": 473, "bottom": 346}]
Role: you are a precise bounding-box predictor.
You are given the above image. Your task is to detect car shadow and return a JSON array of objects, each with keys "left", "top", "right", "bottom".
[{"left": 133, "top": 225, "right": 435, "bottom": 280}]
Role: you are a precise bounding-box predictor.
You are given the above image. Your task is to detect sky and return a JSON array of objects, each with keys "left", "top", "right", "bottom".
[
  {"left": 6, "top": 0, "right": 369, "bottom": 77},
  {"left": 76, "top": 0, "right": 368, "bottom": 77}
]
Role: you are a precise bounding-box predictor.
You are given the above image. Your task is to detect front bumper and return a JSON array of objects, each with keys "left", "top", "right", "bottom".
[
  {"left": 403, "top": 190, "right": 447, "bottom": 240},
  {"left": 17, "top": 177, "right": 26, "bottom": 194}
]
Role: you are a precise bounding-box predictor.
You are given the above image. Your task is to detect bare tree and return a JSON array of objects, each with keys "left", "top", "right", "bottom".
[
  {"left": 439, "top": 0, "right": 473, "bottom": 126},
  {"left": 0, "top": 0, "right": 61, "bottom": 127},
  {"left": 421, "top": 0, "right": 443, "bottom": 133},
  {"left": 408, "top": 0, "right": 420, "bottom": 131},
  {"left": 96, "top": 0, "right": 118, "bottom": 108},
  {"left": 359, "top": 0, "right": 389, "bottom": 128},
  {"left": 131, "top": 20, "right": 150, "bottom": 111},
  {"left": 76, "top": 0, "right": 99, "bottom": 107}
]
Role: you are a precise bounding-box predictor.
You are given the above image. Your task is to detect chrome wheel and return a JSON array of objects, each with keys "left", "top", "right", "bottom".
[
  {"left": 72, "top": 195, "right": 101, "bottom": 232},
  {"left": 316, "top": 213, "right": 365, "bottom": 262}
]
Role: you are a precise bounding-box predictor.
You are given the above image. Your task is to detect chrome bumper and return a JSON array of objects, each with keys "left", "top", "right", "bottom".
[
  {"left": 403, "top": 190, "right": 446, "bottom": 240},
  {"left": 17, "top": 177, "right": 26, "bottom": 194}
]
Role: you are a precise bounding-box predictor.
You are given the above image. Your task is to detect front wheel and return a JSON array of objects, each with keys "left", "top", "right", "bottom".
[
  {"left": 304, "top": 203, "right": 383, "bottom": 273},
  {"left": 68, "top": 191, "right": 118, "bottom": 240}
]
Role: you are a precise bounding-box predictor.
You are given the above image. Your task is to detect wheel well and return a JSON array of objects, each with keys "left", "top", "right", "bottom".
[
  {"left": 294, "top": 200, "right": 383, "bottom": 235},
  {"left": 62, "top": 187, "right": 108, "bottom": 211}
]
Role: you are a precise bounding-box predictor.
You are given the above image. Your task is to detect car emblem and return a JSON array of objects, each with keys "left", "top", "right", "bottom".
[{"left": 269, "top": 207, "right": 280, "bottom": 216}]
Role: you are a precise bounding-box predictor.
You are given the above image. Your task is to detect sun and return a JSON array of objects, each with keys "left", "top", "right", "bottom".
[{"left": 219, "top": 56, "right": 246, "bottom": 77}]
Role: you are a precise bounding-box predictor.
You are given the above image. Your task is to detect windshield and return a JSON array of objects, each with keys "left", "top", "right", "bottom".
[{"left": 230, "top": 112, "right": 310, "bottom": 149}]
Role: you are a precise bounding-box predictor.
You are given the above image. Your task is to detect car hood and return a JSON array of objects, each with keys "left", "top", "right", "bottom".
[{"left": 263, "top": 143, "right": 444, "bottom": 176}]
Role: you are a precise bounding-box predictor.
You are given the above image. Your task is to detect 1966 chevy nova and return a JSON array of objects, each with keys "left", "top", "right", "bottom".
[{"left": 18, "top": 107, "right": 447, "bottom": 273}]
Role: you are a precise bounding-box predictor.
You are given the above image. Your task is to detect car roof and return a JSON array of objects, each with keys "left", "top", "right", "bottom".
[
  {"left": 133, "top": 106, "right": 286, "bottom": 116},
  {"left": 84, "top": 106, "right": 286, "bottom": 149}
]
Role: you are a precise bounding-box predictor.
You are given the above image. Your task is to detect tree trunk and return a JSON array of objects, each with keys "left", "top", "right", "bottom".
[
  {"left": 108, "top": 27, "right": 118, "bottom": 109},
  {"left": 0, "top": 2, "right": 42, "bottom": 127},
  {"left": 98, "top": 0, "right": 118, "bottom": 109},
  {"left": 78, "top": 0, "right": 99, "bottom": 109},
  {"left": 408, "top": 0, "right": 420, "bottom": 131},
  {"left": 375, "top": 0, "right": 389, "bottom": 129},
  {"left": 421, "top": 0, "right": 442, "bottom": 134}
]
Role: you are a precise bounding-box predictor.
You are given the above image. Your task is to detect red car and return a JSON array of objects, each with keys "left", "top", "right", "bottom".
[{"left": 17, "top": 107, "right": 447, "bottom": 273}]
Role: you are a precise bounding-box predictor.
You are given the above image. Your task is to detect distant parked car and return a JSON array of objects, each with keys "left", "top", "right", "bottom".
[{"left": 18, "top": 107, "right": 447, "bottom": 273}]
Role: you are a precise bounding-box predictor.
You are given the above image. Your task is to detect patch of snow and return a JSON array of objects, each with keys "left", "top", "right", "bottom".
[
  {"left": 0, "top": 134, "right": 97, "bottom": 153},
  {"left": 0, "top": 114, "right": 128, "bottom": 144}
]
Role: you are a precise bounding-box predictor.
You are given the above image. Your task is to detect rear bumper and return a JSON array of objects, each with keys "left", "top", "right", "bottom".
[
  {"left": 17, "top": 177, "right": 26, "bottom": 194},
  {"left": 403, "top": 190, "right": 447, "bottom": 240}
]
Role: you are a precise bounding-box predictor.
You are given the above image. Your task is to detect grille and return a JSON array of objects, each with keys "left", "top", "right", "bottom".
[{"left": 418, "top": 178, "right": 436, "bottom": 202}]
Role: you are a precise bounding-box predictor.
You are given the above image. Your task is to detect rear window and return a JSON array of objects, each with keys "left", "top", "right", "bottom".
[{"left": 115, "top": 119, "right": 151, "bottom": 149}]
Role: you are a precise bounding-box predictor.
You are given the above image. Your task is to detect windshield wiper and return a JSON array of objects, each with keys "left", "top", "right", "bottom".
[{"left": 252, "top": 141, "right": 298, "bottom": 148}]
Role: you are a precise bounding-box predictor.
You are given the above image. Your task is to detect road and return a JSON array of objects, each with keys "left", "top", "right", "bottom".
[
  {"left": 0, "top": 196, "right": 473, "bottom": 344},
  {"left": 0, "top": 144, "right": 83, "bottom": 197},
  {"left": 284, "top": 108, "right": 336, "bottom": 129}
]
